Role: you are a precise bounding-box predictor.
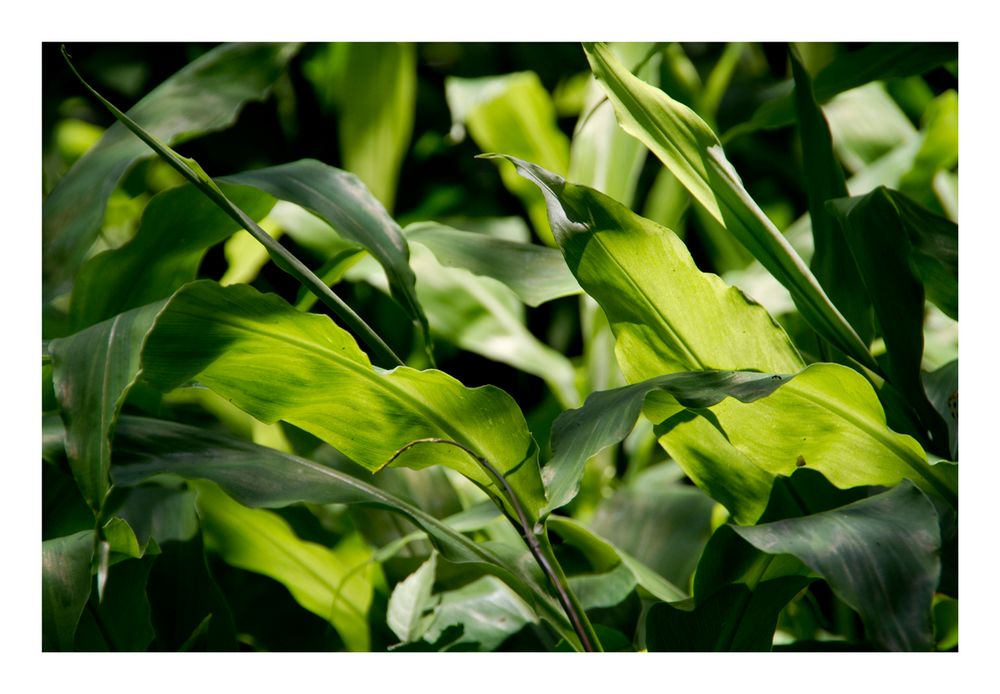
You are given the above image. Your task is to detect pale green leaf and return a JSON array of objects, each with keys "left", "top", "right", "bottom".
[{"left": 387, "top": 552, "right": 438, "bottom": 643}]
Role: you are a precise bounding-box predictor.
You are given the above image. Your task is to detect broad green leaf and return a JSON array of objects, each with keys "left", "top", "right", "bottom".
[
  {"left": 223, "top": 159, "right": 431, "bottom": 350},
  {"left": 44, "top": 43, "right": 299, "bottom": 298},
  {"left": 139, "top": 280, "right": 547, "bottom": 525},
  {"left": 109, "top": 416, "right": 576, "bottom": 644},
  {"left": 387, "top": 552, "right": 438, "bottom": 643},
  {"left": 49, "top": 301, "right": 164, "bottom": 512},
  {"left": 116, "top": 484, "right": 199, "bottom": 548},
  {"left": 42, "top": 530, "right": 95, "bottom": 651},
  {"left": 924, "top": 360, "right": 958, "bottom": 459},
  {"left": 589, "top": 465, "right": 716, "bottom": 591},
  {"left": 406, "top": 222, "right": 581, "bottom": 307},
  {"left": 194, "top": 481, "right": 374, "bottom": 651},
  {"left": 646, "top": 577, "right": 809, "bottom": 651},
  {"left": 335, "top": 43, "right": 416, "bottom": 212},
  {"left": 543, "top": 371, "right": 795, "bottom": 514},
  {"left": 76, "top": 555, "right": 157, "bottom": 651},
  {"left": 582, "top": 42, "right": 876, "bottom": 370},
  {"left": 422, "top": 575, "right": 537, "bottom": 651},
  {"left": 733, "top": 481, "right": 941, "bottom": 651},
  {"left": 488, "top": 155, "right": 804, "bottom": 384},
  {"left": 447, "top": 72, "right": 570, "bottom": 245},
  {"left": 567, "top": 561, "right": 637, "bottom": 611},
  {"left": 70, "top": 183, "right": 274, "bottom": 331},
  {"left": 725, "top": 43, "right": 957, "bottom": 140},
  {"left": 828, "top": 187, "right": 951, "bottom": 452},
  {"left": 790, "top": 47, "right": 873, "bottom": 346},
  {"left": 825, "top": 83, "right": 918, "bottom": 173},
  {"left": 647, "top": 363, "right": 956, "bottom": 523},
  {"left": 547, "top": 516, "right": 686, "bottom": 604},
  {"left": 569, "top": 42, "right": 658, "bottom": 207}
]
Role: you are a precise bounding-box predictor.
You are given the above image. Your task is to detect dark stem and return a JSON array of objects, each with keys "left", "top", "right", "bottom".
[{"left": 387, "top": 438, "right": 601, "bottom": 652}]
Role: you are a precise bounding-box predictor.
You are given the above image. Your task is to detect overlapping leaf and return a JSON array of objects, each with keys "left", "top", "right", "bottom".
[{"left": 44, "top": 43, "right": 299, "bottom": 298}]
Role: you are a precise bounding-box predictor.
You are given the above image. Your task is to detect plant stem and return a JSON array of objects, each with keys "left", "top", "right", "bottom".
[
  {"left": 387, "top": 438, "right": 603, "bottom": 652},
  {"left": 61, "top": 46, "right": 403, "bottom": 369}
]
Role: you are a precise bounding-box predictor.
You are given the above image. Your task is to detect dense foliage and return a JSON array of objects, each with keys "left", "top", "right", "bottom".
[{"left": 41, "top": 41, "right": 958, "bottom": 652}]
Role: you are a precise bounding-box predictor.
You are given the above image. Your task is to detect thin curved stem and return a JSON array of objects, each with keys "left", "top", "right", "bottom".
[{"left": 387, "top": 438, "right": 602, "bottom": 652}]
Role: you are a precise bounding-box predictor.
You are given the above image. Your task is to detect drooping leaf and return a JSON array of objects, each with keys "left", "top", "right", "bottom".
[
  {"left": 487, "top": 155, "right": 805, "bottom": 383},
  {"left": 115, "top": 484, "right": 199, "bottom": 548},
  {"left": 447, "top": 72, "right": 570, "bottom": 245},
  {"left": 49, "top": 301, "right": 164, "bottom": 512},
  {"left": 109, "top": 416, "right": 575, "bottom": 644},
  {"left": 44, "top": 43, "right": 299, "bottom": 298},
  {"left": 223, "top": 159, "right": 431, "bottom": 351},
  {"left": 193, "top": 480, "right": 374, "bottom": 651},
  {"left": 581, "top": 42, "right": 876, "bottom": 370},
  {"left": 646, "top": 577, "right": 808, "bottom": 651},
  {"left": 543, "top": 371, "right": 795, "bottom": 514},
  {"left": 387, "top": 552, "right": 439, "bottom": 644},
  {"left": 42, "top": 530, "right": 95, "bottom": 651},
  {"left": 733, "top": 481, "right": 941, "bottom": 651},
  {"left": 725, "top": 43, "right": 957, "bottom": 140},
  {"left": 406, "top": 222, "right": 581, "bottom": 307},
  {"left": 138, "top": 280, "right": 547, "bottom": 525},
  {"left": 69, "top": 183, "right": 274, "bottom": 331},
  {"left": 790, "top": 46, "right": 872, "bottom": 346}
]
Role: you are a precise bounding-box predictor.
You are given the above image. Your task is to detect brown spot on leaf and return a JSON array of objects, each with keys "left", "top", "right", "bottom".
[{"left": 795, "top": 455, "right": 806, "bottom": 467}]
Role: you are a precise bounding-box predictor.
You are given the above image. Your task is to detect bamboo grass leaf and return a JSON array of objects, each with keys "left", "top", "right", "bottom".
[
  {"left": 44, "top": 43, "right": 299, "bottom": 299},
  {"left": 581, "top": 42, "right": 878, "bottom": 371}
]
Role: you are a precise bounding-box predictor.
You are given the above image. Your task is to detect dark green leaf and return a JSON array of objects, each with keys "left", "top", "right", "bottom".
[
  {"left": 42, "top": 530, "right": 95, "bottom": 651},
  {"left": 790, "top": 46, "right": 872, "bottom": 346},
  {"left": 44, "top": 43, "right": 299, "bottom": 298},
  {"left": 646, "top": 577, "right": 808, "bottom": 651},
  {"left": 733, "top": 481, "right": 941, "bottom": 651},
  {"left": 924, "top": 359, "right": 958, "bottom": 459}
]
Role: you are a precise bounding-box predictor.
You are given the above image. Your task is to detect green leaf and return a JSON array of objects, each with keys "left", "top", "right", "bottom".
[
  {"left": 567, "top": 561, "right": 637, "bottom": 611},
  {"left": 827, "top": 187, "right": 951, "bottom": 452},
  {"left": 194, "top": 481, "right": 374, "bottom": 651},
  {"left": 70, "top": 183, "right": 274, "bottom": 331},
  {"left": 223, "top": 159, "right": 431, "bottom": 352},
  {"left": 49, "top": 301, "right": 164, "bottom": 512},
  {"left": 581, "top": 42, "right": 876, "bottom": 370},
  {"left": 790, "top": 47, "right": 872, "bottom": 346},
  {"left": 646, "top": 362, "right": 956, "bottom": 523},
  {"left": 923, "top": 359, "right": 958, "bottom": 459},
  {"left": 77, "top": 554, "right": 157, "bottom": 651},
  {"left": 725, "top": 43, "right": 957, "bottom": 139},
  {"left": 138, "top": 281, "right": 547, "bottom": 524},
  {"left": 589, "top": 465, "right": 716, "bottom": 591},
  {"left": 447, "top": 72, "right": 570, "bottom": 245},
  {"left": 547, "top": 516, "right": 686, "bottom": 604},
  {"left": 44, "top": 43, "right": 299, "bottom": 298},
  {"left": 544, "top": 371, "right": 795, "bottom": 514},
  {"left": 423, "top": 575, "right": 537, "bottom": 651},
  {"left": 42, "top": 530, "right": 95, "bottom": 651},
  {"left": 110, "top": 416, "right": 575, "bottom": 644},
  {"left": 646, "top": 577, "right": 808, "bottom": 651},
  {"left": 733, "top": 481, "right": 941, "bottom": 651},
  {"left": 335, "top": 43, "right": 416, "bottom": 212},
  {"left": 406, "top": 222, "right": 581, "bottom": 307},
  {"left": 486, "top": 155, "right": 805, "bottom": 383},
  {"left": 569, "top": 42, "right": 658, "bottom": 207},
  {"left": 387, "top": 552, "right": 439, "bottom": 644}
]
